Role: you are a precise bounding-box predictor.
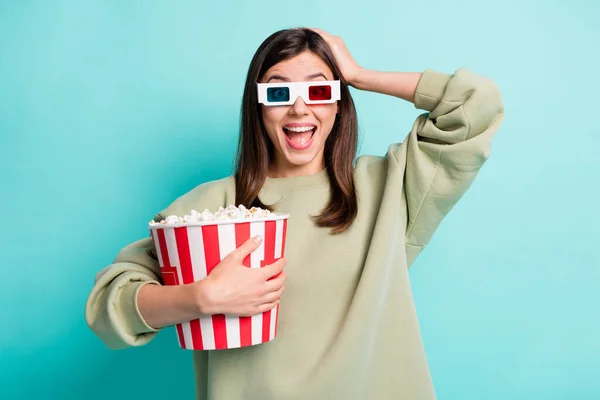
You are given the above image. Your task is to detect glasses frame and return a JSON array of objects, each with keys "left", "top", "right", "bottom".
[{"left": 257, "top": 80, "right": 341, "bottom": 106}]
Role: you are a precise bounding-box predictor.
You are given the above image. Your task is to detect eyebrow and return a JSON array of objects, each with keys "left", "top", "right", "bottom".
[{"left": 266, "top": 72, "right": 329, "bottom": 82}]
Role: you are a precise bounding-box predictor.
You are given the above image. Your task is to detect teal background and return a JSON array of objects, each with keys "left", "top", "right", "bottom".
[{"left": 1, "top": 0, "right": 599, "bottom": 398}]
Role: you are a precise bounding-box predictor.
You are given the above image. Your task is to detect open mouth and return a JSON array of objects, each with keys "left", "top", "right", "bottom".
[{"left": 282, "top": 126, "right": 316, "bottom": 150}]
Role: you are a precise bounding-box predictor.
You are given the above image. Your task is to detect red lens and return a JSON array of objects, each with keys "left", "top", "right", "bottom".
[{"left": 308, "top": 85, "right": 332, "bottom": 101}]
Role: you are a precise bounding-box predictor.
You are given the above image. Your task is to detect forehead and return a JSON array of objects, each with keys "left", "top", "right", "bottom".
[{"left": 262, "top": 51, "right": 333, "bottom": 82}]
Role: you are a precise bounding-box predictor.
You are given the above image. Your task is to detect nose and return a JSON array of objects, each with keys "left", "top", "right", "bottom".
[{"left": 288, "top": 96, "right": 310, "bottom": 116}]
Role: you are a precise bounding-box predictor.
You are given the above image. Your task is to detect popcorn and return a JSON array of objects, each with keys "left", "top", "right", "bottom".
[
  {"left": 149, "top": 205, "right": 279, "bottom": 227},
  {"left": 165, "top": 215, "right": 180, "bottom": 224}
]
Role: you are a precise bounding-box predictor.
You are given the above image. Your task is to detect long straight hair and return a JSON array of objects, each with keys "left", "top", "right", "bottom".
[{"left": 234, "top": 28, "right": 359, "bottom": 234}]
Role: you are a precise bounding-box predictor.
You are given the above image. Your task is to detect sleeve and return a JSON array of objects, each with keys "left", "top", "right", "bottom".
[
  {"left": 395, "top": 68, "right": 504, "bottom": 265},
  {"left": 85, "top": 215, "right": 164, "bottom": 350},
  {"left": 84, "top": 177, "right": 233, "bottom": 349}
]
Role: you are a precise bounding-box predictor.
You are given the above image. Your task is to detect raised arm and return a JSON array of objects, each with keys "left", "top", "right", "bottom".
[
  {"left": 307, "top": 28, "right": 504, "bottom": 266},
  {"left": 396, "top": 68, "right": 504, "bottom": 264}
]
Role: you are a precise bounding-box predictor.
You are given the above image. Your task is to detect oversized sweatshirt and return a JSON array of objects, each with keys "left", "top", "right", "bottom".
[{"left": 86, "top": 68, "right": 504, "bottom": 400}]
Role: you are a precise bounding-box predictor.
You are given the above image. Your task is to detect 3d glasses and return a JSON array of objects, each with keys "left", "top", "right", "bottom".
[{"left": 257, "top": 80, "right": 341, "bottom": 106}]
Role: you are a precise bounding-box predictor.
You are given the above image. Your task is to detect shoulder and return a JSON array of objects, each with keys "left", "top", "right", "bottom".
[
  {"left": 354, "top": 153, "right": 390, "bottom": 183},
  {"left": 155, "top": 176, "right": 235, "bottom": 220},
  {"left": 353, "top": 142, "right": 411, "bottom": 188},
  {"left": 355, "top": 139, "right": 411, "bottom": 173}
]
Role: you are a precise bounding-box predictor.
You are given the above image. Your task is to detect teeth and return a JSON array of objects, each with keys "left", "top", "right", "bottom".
[{"left": 283, "top": 126, "right": 315, "bottom": 133}]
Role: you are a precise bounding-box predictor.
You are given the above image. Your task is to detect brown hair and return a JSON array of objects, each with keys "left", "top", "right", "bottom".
[{"left": 234, "top": 28, "right": 359, "bottom": 234}]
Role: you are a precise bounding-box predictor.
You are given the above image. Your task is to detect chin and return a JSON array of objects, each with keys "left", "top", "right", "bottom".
[{"left": 279, "top": 146, "right": 317, "bottom": 165}]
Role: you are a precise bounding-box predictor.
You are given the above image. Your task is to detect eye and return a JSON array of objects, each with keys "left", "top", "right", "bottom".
[
  {"left": 266, "top": 87, "right": 290, "bottom": 103},
  {"left": 310, "top": 87, "right": 325, "bottom": 96},
  {"left": 308, "top": 85, "right": 332, "bottom": 101}
]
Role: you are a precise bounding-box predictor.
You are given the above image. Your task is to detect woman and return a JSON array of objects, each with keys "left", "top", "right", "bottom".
[{"left": 86, "top": 27, "right": 504, "bottom": 399}]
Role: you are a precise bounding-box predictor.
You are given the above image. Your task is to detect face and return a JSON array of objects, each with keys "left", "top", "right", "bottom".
[{"left": 259, "top": 51, "right": 338, "bottom": 177}]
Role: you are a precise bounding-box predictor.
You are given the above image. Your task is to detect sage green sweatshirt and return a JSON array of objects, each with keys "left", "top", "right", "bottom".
[{"left": 86, "top": 68, "right": 504, "bottom": 399}]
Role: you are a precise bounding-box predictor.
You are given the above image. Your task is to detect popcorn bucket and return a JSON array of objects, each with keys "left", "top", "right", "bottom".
[{"left": 149, "top": 215, "right": 288, "bottom": 350}]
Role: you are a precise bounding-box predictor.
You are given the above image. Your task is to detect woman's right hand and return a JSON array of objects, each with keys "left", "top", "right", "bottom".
[{"left": 194, "top": 235, "right": 286, "bottom": 317}]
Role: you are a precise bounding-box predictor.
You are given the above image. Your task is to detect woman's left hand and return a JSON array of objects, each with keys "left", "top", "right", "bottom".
[{"left": 305, "top": 28, "right": 363, "bottom": 86}]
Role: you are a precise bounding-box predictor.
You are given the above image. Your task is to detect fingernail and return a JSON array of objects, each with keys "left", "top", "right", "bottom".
[{"left": 253, "top": 235, "right": 263, "bottom": 243}]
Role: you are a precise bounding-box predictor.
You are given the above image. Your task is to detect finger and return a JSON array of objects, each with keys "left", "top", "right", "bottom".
[
  {"left": 256, "top": 299, "right": 280, "bottom": 314},
  {"left": 231, "top": 235, "right": 262, "bottom": 261},
  {"left": 307, "top": 28, "right": 331, "bottom": 38},
  {"left": 263, "top": 273, "right": 286, "bottom": 293},
  {"left": 262, "top": 287, "right": 284, "bottom": 303},
  {"left": 261, "top": 258, "right": 286, "bottom": 280}
]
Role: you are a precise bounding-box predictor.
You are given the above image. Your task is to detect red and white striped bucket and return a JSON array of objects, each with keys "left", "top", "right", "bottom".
[{"left": 149, "top": 216, "right": 288, "bottom": 350}]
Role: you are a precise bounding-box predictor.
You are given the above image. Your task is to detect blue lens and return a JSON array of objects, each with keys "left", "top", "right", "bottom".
[{"left": 266, "top": 87, "right": 290, "bottom": 103}]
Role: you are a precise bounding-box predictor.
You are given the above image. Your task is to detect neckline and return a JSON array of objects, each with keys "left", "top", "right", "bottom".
[{"left": 262, "top": 168, "right": 330, "bottom": 191}]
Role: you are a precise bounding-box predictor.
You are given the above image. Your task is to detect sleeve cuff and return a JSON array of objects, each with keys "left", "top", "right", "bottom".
[
  {"left": 117, "top": 280, "right": 161, "bottom": 336},
  {"left": 413, "top": 69, "right": 452, "bottom": 112}
]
